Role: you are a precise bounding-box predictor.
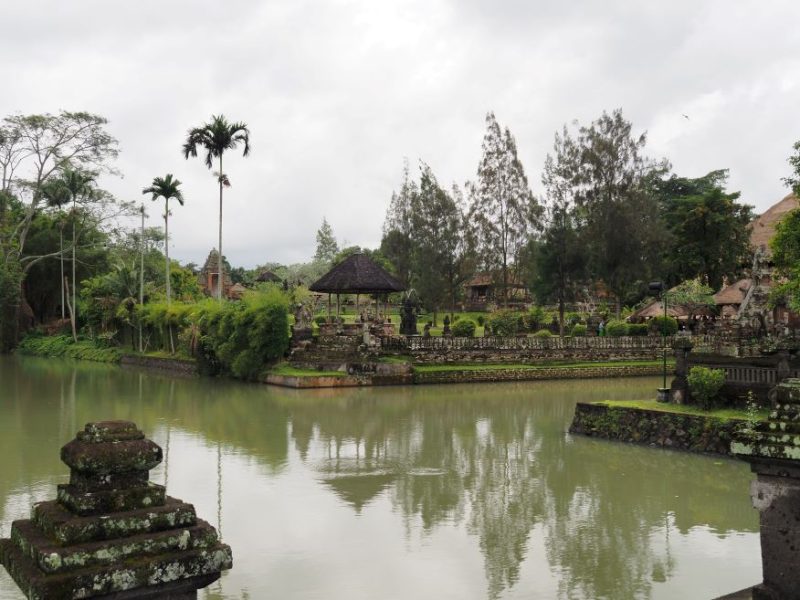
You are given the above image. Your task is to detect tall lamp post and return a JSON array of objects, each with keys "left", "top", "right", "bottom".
[{"left": 649, "top": 281, "right": 670, "bottom": 402}]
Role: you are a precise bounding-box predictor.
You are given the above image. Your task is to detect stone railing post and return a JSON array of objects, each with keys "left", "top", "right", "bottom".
[
  {"left": 0, "top": 421, "right": 232, "bottom": 599},
  {"left": 730, "top": 379, "right": 800, "bottom": 599}
]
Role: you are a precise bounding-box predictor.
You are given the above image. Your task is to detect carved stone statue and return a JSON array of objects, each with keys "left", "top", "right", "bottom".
[{"left": 400, "top": 292, "right": 419, "bottom": 336}]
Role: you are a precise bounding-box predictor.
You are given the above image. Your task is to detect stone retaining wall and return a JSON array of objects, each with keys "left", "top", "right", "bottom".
[
  {"left": 380, "top": 335, "right": 715, "bottom": 365},
  {"left": 569, "top": 402, "right": 741, "bottom": 455},
  {"left": 120, "top": 354, "right": 198, "bottom": 376},
  {"left": 413, "top": 364, "right": 667, "bottom": 385}
]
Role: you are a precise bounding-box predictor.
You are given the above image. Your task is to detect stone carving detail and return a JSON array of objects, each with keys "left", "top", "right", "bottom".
[
  {"left": 731, "top": 379, "right": 800, "bottom": 599},
  {"left": 0, "top": 421, "right": 232, "bottom": 599}
]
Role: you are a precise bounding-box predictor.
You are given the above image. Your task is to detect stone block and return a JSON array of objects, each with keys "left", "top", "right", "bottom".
[{"left": 56, "top": 482, "right": 166, "bottom": 516}]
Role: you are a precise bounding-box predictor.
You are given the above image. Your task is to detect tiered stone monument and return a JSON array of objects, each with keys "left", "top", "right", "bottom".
[
  {"left": 0, "top": 421, "right": 232, "bottom": 599},
  {"left": 730, "top": 379, "right": 800, "bottom": 599}
]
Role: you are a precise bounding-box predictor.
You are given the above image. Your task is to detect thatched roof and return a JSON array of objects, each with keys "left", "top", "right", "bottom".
[
  {"left": 750, "top": 193, "right": 799, "bottom": 254},
  {"left": 309, "top": 253, "right": 404, "bottom": 294},
  {"left": 464, "top": 272, "right": 526, "bottom": 289},
  {"left": 256, "top": 270, "right": 281, "bottom": 283},
  {"left": 714, "top": 278, "right": 751, "bottom": 306},
  {"left": 629, "top": 299, "right": 687, "bottom": 320}
]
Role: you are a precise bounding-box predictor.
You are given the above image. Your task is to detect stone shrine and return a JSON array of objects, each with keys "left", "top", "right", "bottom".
[
  {"left": 0, "top": 421, "right": 232, "bottom": 599},
  {"left": 730, "top": 379, "right": 800, "bottom": 599}
]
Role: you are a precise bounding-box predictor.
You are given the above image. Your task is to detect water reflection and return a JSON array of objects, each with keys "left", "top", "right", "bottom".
[{"left": 0, "top": 356, "right": 759, "bottom": 599}]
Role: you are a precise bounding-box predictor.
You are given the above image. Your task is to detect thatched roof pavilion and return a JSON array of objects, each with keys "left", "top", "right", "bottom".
[
  {"left": 310, "top": 253, "right": 404, "bottom": 295},
  {"left": 750, "top": 193, "right": 799, "bottom": 255},
  {"left": 310, "top": 253, "right": 404, "bottom": 321}
]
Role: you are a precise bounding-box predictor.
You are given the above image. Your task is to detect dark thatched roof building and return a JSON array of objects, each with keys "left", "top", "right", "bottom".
[
  {"left": 256, "top": 270, "right": 282, "bottom": 283},
  {"left": 310, "top": 253, "right": 404, "bottom": 295}
]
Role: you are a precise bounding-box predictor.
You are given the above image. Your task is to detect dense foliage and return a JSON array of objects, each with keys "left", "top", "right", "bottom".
[
  {"left": 687, "top": 366, "right": 726, "bottom": 410},
  {"left": 451, "top": 318, "right": 476, "bottom": 338}
]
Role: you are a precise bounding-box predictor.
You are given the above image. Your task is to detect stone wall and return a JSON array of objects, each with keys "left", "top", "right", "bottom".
[
  {"left": 569, "top": 402, "right": 741, "bottom": 455},
  {"left": 414, "top": 364, "right": 667, "bottom": 385},
  {"left": 120, "top": 354, "right": 198, "bottom": 376},
  {"left": 382, "top": 334, "right": 713, "bottom": 365}
]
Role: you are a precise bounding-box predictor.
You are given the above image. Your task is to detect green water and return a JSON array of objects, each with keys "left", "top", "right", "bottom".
[{"left": 0, "top": 355, "right": 760, "bottom": 599}]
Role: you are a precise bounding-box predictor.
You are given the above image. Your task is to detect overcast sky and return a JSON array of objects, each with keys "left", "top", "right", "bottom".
[{"left": 3, "top": 1, "right": 800, "bottom": 268}]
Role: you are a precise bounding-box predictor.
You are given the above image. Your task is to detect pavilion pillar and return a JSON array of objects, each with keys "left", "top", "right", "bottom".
[{"left": 327, "top": 293, "right": 331, "bottom": 322}]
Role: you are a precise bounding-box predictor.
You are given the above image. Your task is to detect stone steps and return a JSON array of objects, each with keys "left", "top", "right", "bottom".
[
  {"left": 0, "top": 537, "right": 230, "bottom": 600},
  {"left": 10, "top": 518, "right": 219, "bottom": 574},
  {"left": 33, "top": 498, "right": 198, "bottom": 546}
]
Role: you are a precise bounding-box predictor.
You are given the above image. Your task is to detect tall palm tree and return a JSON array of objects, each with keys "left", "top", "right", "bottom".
[
  {"left": 61, "top": 167, "right": 96, "bottom": 339},
  {"left": 142, "top": 174, "right": 184, "bottom": 305},
  {"left": 182, "top": 115, "right": 250, "bottom": 301}
]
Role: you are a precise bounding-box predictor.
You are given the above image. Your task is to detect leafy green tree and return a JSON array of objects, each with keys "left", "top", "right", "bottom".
[
  {"left": 183, "top": 114, "right": 250, "bottom": 301},
  {"left": 653, "top": 170, "right": 753, "bottom": 289},
  {"left": 783, "top": 140, "right": 800, "bottom": 196},
  {"left": 667, "top": 278, "right": 716, "bottom": 322},
  {"left": 142, "top": 174, "right": 185, "bottom": 305},
  {"left": 768, "top": 142, "right": 800, "bottom": 312},
  {"left": 314, "top": 218, "right": 339, "bottom": 264},
  {"left": 469, "top": 113, "right": 541, "bottom": 306},
  {"left": 0, "top": 111, "right": 119, "bottom": 349},
  {"left": 554, "top": 110, "right": 669, "bottom": 313}
]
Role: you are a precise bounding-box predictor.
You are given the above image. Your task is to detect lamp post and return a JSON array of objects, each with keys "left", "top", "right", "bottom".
[{"left": 649, "top": 281, "right": 670, "bottom": 402}]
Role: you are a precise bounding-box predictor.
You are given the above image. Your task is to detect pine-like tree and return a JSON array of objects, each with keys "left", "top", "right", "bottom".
[
  {"left": 469, "top": 113, "right": 541, "bottom": 306},
  {"left": 314, "top": 218, "right": 339, "bottom": 264}
]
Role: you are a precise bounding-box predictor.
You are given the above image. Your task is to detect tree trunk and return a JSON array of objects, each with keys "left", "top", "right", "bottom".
[
  {"left": 558, "top": 297, "right": 565, "bottom": 338},
  {"left": 165, "top": 198, "right": 171, "bottom": 305},
  {"left": 139, "top": 204, "right": 144, "bottom": 353},
  {"left": 60, "top": 227, "right": 65, "bottom": 321},
  {"left": 64, "top": 276, "right": 77, "bottom": 342},
  {"left": 218, "top": 155, "right": 224, "bottom": 302},
  {"left": 72, "top": 200, "right": 76, "bottom": 331}
]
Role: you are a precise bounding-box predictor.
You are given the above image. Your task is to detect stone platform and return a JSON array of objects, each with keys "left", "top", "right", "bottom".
[{"left": 0, "top": 421, "right": 232, "bottom": 599}]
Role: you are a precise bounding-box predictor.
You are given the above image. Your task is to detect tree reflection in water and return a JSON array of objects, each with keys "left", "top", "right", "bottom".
[{"left": 0, "top": 356, "right": 758, "bottom": 599}]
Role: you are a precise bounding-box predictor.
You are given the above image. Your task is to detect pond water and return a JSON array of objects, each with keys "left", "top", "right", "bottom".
[{"left": 0, "top": 355, "right": 760, "bottom": 599}]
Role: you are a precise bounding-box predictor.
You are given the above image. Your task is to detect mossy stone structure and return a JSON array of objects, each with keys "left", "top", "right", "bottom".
[
  {"left": 0, "top": 421, "right": 232, "bottom": 599},
  {"left": 731, "top": 379, "right": 800, "bottom": 599}
]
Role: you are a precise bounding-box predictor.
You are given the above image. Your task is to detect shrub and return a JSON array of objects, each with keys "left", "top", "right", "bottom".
[
  {"left": 196, "top": 288, "right": 290, "bottom": 380},
  {"left": 605, "top": 320, "right": 628, "bottom": 337},
  {"left": 650, "top": 315, "right": 679, "bottom": 336},
  {"left": 476, "top": 315, "right": 486, "bottom": 326},
  {"left": 451, "top": 319, "right": 477, "bottom": 337},
  {"left": 533, "top": 329, "right": 552, "bottom": 338},
  {"left": 487, "top": 310, "right": 519, "bottom": 336},
  {"left": 687, "top": 366, "right": 726, "bottom": 410},
  {"left": 627, "top": 323, "right": 649, "bottom": 336},
  {"left": 527, "top": 306, "right": 546, "bottom": 331},
  {"left": 314, "top": 315, "right": 328, "bottom": 326},
  {"left": 571, "top": 324, "right": 587, "bottom": 337}
]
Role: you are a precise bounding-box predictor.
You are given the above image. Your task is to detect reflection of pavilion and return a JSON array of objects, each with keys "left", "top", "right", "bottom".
[{"left": 322, "top": 471, "right": 397, "bottom": 513}]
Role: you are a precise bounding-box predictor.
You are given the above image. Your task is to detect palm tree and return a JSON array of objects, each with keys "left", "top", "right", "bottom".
[
  {"left": 142, "top": 174, "right": 184, "bottom": 305},
  {"left": 61, "top": 167, "right": 96, "bottom": 340},
  {"left": 42, "top": 166, "right": 95, "bottom": 340},
  {"left": 182, "top": 115, "right": 250, "bottom": 301}
]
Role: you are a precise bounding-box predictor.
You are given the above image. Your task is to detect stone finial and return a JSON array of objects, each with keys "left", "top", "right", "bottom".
[
  {"left": 730, "top": 380, "right": 800, "bottom": 599},
  {"left": 0, "top": 421, "right": 232, "bottom": 599}
]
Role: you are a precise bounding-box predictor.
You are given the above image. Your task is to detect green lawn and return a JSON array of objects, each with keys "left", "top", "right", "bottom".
[
  {"left": 595, "top": 399, "right": 769, "bottom": 422},
  {"left": 268, "top": 364, "right": 346, "bottom": 378},
  {"left": 413, "top": 360, "right": 672, "bottom": 373}
]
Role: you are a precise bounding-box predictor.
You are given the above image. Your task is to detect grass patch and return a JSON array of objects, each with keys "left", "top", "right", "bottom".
[
  {"left": 268, "top": 364, "right": 346, "bottom": 378},
  {"left": 16, "top": 334, "right": 123, "bottom": 363},
  {"left": 413, "top": 360, "right": 673, "bottom": 373},
  {"left": 595, "top": 399, "right": 770, "bottom": 422}
]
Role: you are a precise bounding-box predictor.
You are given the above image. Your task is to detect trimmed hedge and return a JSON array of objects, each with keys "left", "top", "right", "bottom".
[{"left": 451, "top": 319, "right": 477, "bottom": 338}]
